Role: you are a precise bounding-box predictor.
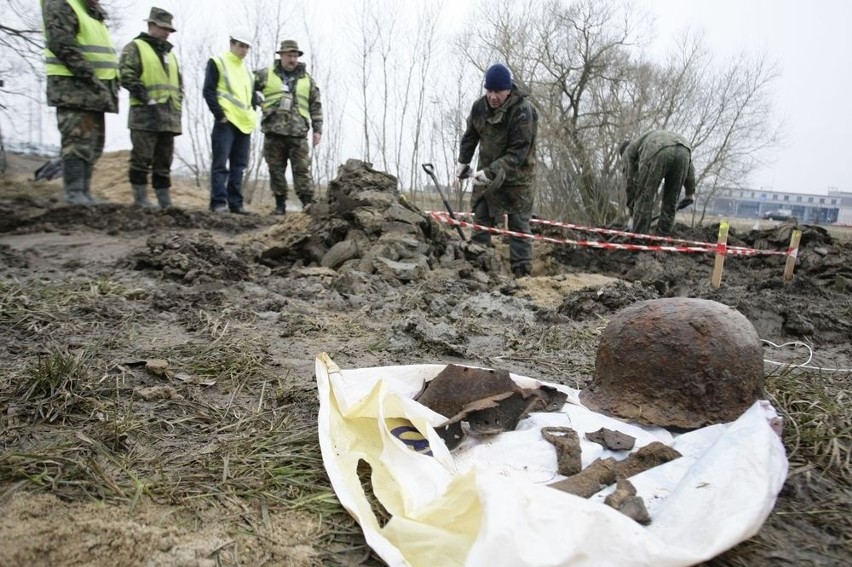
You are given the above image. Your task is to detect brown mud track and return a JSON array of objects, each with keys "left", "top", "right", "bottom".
[{"left": 1, "top": 156, "right": 850, "bottom": 566}]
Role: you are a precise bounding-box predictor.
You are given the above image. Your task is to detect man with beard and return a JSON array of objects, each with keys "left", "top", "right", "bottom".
[{"left": 255, "top": 40, "right": 323, "bottom": 215}]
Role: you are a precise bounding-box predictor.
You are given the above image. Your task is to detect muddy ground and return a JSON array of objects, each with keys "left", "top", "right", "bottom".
[{"left": 0, "top": 153, "right": 850, "bottom": 566}]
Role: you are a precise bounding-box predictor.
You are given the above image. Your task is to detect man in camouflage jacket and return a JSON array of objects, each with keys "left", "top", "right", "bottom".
[
  {"left": 119, "top": 7, "right": 182, "bottom": 208},
  {"left": 456, "top": 63, "right": 538, "bottom": 278},
  {"left": 43, "top": 0, "right": 120, "bottom": 205},
  {"left": 620, "top": 130, "right": 696, "bottom": 235},
  {"left": 254, "top": 40, "right": 323, "bottom": 214}
]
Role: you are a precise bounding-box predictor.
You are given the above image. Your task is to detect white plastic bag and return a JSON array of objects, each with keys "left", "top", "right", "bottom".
[{"left": 316, "top": 353, "right": 787, "bottom": 567}]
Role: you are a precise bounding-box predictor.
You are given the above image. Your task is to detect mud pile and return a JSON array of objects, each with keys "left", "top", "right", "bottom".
[
  {"left": 547, "top": 220, "right": 852, "bottom": 343},
  {"left": 254, "top": 159, "right": 508, "bottom": 284}
]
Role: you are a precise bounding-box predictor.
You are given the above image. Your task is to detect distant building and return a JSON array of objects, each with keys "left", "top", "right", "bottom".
[{"left": 698, "top": 186, "right": 851, "bottom": 225}]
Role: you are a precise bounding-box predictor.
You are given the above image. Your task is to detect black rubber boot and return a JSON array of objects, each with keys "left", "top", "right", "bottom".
[
  {"left": 272, "top": 195, "right": 286, "bottom": 215},
  {"left": 62, "top": 158, "right": 92, "bottom": 205},
  {"left": 82, "top": 162, "right": 108, "bottom": 204}
]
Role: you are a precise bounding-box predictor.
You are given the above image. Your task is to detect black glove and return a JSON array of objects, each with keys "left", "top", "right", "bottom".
[{"left": 677, "top": 196, "right": 694, "bottom": 210}]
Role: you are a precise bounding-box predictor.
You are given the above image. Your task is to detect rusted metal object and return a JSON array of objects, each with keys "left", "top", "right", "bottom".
[
  {"left": 580, "top": 298, "right": 764, "bottom": 429},
  {"left": 604, "top": 478, "right": 652, "bottom": 525},
  {"left": 416, "top": 364, "right": 568, "bottom": 449},
  {"left": 549, "top": 441, "right": 682, "bottom": 497},
  {"left": 585, "top": 427, "right": 636, "bottom": 451},
  {"left": 541, "top": 427, "right": 582, "bottom": 476},
  {"left": 416, "top": 365, "right": 517, "bottom": 425}
]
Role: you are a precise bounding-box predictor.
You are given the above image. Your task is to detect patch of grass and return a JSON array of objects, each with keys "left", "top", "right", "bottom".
[
  {"left": 169, "top": 336, "right": 269, "bottom": 386},
  {"left": 0, "top": 435, "right": 132, "bottom": 501},
  {"left": 766, "top": 368, "right": 851, "bottom": 484},
  {"left": 16, "top": 346, "right": 95, "bottom": 422},
  {"left": 0, "top": 343, "right": 340, "bottom": 523},
  {"left": 0, "top": 278, "right": 145, "bottom": 339}
]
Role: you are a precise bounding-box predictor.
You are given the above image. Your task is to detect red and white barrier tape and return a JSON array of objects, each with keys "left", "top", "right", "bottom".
[{"left": 427, "top": 211, "right": 790, "bottom": 257}]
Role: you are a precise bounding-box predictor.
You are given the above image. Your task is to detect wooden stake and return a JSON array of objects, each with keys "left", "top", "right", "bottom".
[
  {"left": 783, "top": 229, "right": 802, "bottom": 283},
  {"left": 711, "top": 221, "right": 729, "bottom": 289}
]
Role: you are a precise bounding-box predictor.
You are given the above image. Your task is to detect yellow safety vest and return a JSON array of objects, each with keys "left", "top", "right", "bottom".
[
  {"left": 213, "top": 52, "right": 256, "bottom": 134},
  {"left": 261, "top": 67, "right": 311, "bottom": 121},
  {"left": 43, "top": 0, "right": 118, "bottom": 80},
  {"left": 130, "top": 39, "right": 181, "bottom": 110}
]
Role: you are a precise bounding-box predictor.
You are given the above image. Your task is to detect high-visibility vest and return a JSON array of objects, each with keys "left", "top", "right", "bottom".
[
  {"left": 43, "top": 0, "right": 118, "bottom": 80},
  {"left": 130, "top": 39, "right": 181, "bottom": 110},
  {"left": 261, "top": 66, "right": 311, "bottom": 121},
  {"left": 213, "top": 52, "right": 256, "bottom": 134}
]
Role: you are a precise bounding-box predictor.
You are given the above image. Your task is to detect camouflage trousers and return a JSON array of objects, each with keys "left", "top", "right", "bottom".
[
  {"left": 57, "top": 109, "right": 105, "bottom": 164},
  {"left": 632, "top": 145, "right": 690, "bottom": 235},
  {"left": 129, "top": 130, "right": 175, "bottom": 188},
  {"left": 263, "top": 133, "right": 313, "bottom": 205},
  {"left": 470, "top": 193, "right": 533, "bottom": 273}
]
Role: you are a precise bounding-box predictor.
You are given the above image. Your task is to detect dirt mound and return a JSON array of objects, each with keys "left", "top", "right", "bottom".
[
  {"left": 3, "top": 150, "right": 212, "bottom": 210},
  {"left": 543, "top": 220, "right": 852, "bottom": 342}
]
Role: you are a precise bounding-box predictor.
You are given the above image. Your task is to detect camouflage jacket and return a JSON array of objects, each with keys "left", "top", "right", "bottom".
[
  {"left": 42, "top": 0, "right": 119, "bottom": 113},
  {"left": 458, "top": 86, "right": 538, "bottom": 213},
  {"left": 119, "top": 33, "right": 182, "bottom": 134},
  {"left": 254, "top": 62, "right": 323, "bottom": 137},
  {"left": 623, "top": 130, "right": 696, "bottom": 202}
]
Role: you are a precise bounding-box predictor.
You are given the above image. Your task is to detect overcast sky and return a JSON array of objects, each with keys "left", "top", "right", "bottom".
[
  {"left": 644, "top": 0, "right": 851, "bottom": 195},
  {"left": 10, "top": 0, "right": 851, "bottom": 196}
]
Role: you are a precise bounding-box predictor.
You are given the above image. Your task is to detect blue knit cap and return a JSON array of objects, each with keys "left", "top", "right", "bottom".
[{"left": 484, "top": 63, "right": 512, "bottom": 91}]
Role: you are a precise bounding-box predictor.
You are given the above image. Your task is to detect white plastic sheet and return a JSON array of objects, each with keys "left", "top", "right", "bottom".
[{"left": 316, "top": 353, "right": 787, "bottom": 567}]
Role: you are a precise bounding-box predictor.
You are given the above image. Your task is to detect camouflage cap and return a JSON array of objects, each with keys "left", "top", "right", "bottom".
[
  {"left": 277, "top": 40, "right": 304, "bottom": 56},
  {"left": 145, "top": 7, "right": 176, "bottom": 32}
]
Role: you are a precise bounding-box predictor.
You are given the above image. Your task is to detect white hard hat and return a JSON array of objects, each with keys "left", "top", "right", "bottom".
[{"left": 230, "top": 27, "right": 252, "bottom": 47}]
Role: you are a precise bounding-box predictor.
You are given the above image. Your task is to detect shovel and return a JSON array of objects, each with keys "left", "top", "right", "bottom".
[{"left": 421, "top": 163, "right": 467, "bottom": 242}]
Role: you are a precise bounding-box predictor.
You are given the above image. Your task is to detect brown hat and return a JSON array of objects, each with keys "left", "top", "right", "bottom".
[
  {"left": 277, "top": 39, "right": 303, "bottom": 56},
  {"left": 145, "top": 7, "right": 176, "bottom": 32}
]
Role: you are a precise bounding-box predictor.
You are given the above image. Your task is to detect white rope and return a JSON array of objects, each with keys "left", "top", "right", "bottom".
[{"left": 762, "top": 339, "right": 852, "bottom": 373}]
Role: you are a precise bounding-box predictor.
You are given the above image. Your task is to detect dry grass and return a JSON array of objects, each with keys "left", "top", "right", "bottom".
[
  {"left": 767, "top": 368, "right": 851, "bottom": 485},
  {"left": 703, "top": 366, "right": 852, "bottom": 566},
  {"left": 0, "top": 277, "right": 368, "bottom": 562}
]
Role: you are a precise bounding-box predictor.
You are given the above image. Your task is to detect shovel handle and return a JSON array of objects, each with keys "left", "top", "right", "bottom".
[{"left": 421, "top": 163, "right": 467, "bottom": 242}]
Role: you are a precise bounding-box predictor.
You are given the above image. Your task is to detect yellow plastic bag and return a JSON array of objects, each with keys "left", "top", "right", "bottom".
[{"left": 316, "top": 353, "right": 787, "bottom": 567}]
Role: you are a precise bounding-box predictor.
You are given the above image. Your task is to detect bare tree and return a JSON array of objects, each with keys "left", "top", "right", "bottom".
[
  {"left": 402, "top": 2, "right": 442, "bottom": 193},
  {"left": 297, "top": 8, "right": 342, "bottom": 195},
  {"left": 453, "top": 0, "right": 780, "bottom": 227},
  {"left": 424, "top": 53, "right": 478, "bottom": 212},
  {"left": 172, "top": 31, "right": 215, "bottom": 189},
  {"left": 1, "top": 0, "right": 48, "bottom": 152},
  {"left": 351, "top": 0, "right": 380, "bottom": 163}
]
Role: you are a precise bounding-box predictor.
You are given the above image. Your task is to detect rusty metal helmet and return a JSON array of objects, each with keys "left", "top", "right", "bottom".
[{"left": 580, "top": 298, "right": 764, "bottom": 429}]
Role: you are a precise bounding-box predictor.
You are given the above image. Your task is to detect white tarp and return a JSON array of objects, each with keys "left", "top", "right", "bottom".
[{"left": 316, "top": 353, "right": 787, "bottom": 567}]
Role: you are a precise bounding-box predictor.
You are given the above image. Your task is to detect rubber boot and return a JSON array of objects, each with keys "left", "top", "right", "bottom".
[
  {"left": 272, "top": 194, "right": 286, "bottom": 215},
  {"left": 154, "top": 187, "right": 172, "bottom": 208},
  {"left": 131, "top": 184, "right": 156, "bottom": 208},
  {"left": 82, "top": 162, "right": 107, "bottom": 204},
  {"left": 62, "top": 158, "right": 92, "bottom": 205}
]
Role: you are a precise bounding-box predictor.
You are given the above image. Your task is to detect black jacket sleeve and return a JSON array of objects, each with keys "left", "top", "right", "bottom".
[{"left": 203, "top": 58, "right": 225, "bottom": 121}]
